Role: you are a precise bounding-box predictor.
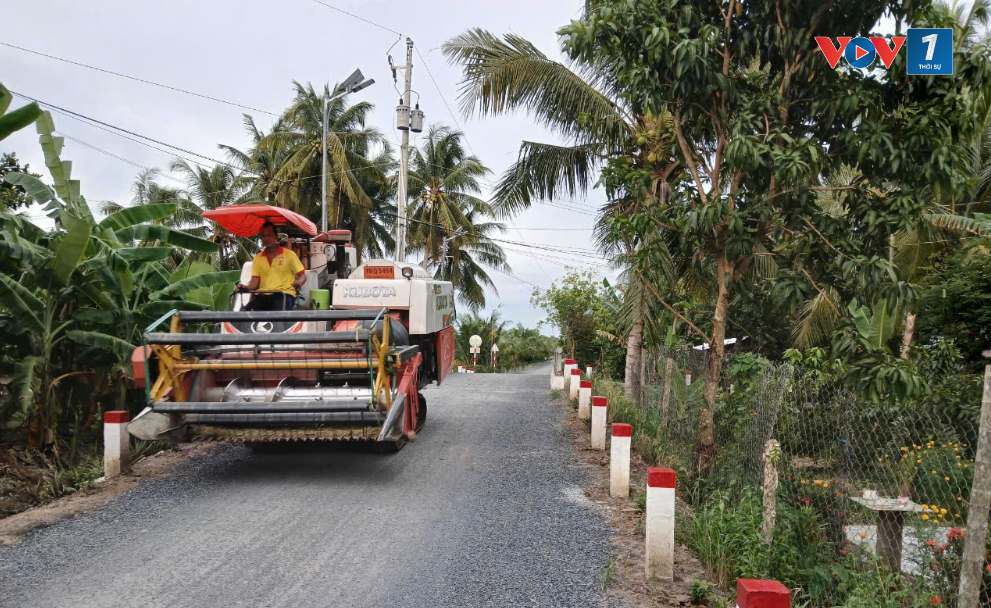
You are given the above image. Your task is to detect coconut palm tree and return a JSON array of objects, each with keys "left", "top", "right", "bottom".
[
  {"left": 443, "top": 30, "right": 688, "bottom": 398},
  {"left": 405, "top": 125, "right": 509, "bottom": 310},
  {"left": 259, "top": 81, "right": 388, "bottom": 258}
]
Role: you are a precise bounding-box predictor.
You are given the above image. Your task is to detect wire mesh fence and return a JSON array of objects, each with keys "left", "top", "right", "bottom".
[{"left": 638, "top": 345, "right": 988, "bottom": 606}]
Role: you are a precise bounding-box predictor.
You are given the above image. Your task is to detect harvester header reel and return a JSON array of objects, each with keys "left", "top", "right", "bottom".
[{"left": 132, "top": 308, "right": 424, "bottom": 446}]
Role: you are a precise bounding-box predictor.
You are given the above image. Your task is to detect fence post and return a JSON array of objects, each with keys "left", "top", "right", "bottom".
[
  {"left": 563, "top": 359, "right": 576, "bottom": 392},
  {"left": 645, "top": 467, "right": 676, "bottom": 582},
  {"left": 736, "top": 579, "right": 790, "bottom": 608},
  {"left": 104, "top": 411, "right": 130, "bottom": 478},
  {"left": 578, "top": 380, "right": 592, "bottom": 419},
  {"left": 569, "top": 368, "right": 581, "bottom": 399},
  {"left": 610, "top": 423, "right": 632, "bottom": 498},
  {"left": 591, "top": 396, "right": 607, "bottom": 450},
  {"left": 762, "top": 439, "right": 780, "bottom": 544},
  {"left": 660, "top": 356, "right": 674, "bottom": 419},
  {"left": 958, "top": 355, "right": 991, "bottom": 606}
]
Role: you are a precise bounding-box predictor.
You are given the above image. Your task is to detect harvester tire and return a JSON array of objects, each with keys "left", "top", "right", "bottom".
[{"left": 416, "top": 393, "right": 427, "bottom": 431}]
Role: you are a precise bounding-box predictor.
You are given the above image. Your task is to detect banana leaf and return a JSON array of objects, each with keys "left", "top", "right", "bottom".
[
  {"left": 52, "top": 214, "right": 91, "bottom": 285},
  {"left": 0, "top": 212, "right": 49, "bottom": 241},
  {"left": 0, "top": 274, "right": 44, "bottom": 334},
  {"left": 66, "top": 330, "right": 136, "bottom": 361},
  {"left": 115, "top": 224, "right": 218, "bottom": 253},
  {"left": 0, "top": 235, "right": 52, "bottom": 268},
  {"left": 73, "top": 309, "right": 118, "bottom": 325},
  {"left": 140, "top": 300, "right": 209, "bottom": 317},
  {"left": 116, "top": 247, "right": 174, "bottom": 263},
  {"left": 97, "top": 203, "right": 177, "bottom": 232},
  {"left": 0, "top": 84, "right": 11, "bottom": 115},
  {"left": 8, "top": 356, "right": 42, "bottom": 420},
  {"left": 150, "top": 270, "right": 240, "bottom": 301},
  {"left": 2, "top": 173, "right": 56, "bottom": 206},
  {"left": 0, "top": 101, "right": 42, "bottom": 142}
]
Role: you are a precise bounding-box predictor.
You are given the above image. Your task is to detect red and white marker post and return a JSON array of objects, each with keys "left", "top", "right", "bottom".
[
  {"left": 591, "top": 396, "right": 607, "bottom": 450},
  {"left": 586, "top": 364, "right": 593, "bottom": 378},
  {"left": 578, "top": 380, "right": 592, "bottom": 419},
  {"left": 610, "top": 423, "right": 632, "bottom": 498},
  {"left": 685, "top": 370, "right": 693, "bottom": 386},
  {"left": 104, "top": 411, "right": 131, "bottom": 478},
  {"left": 645, "top": 467, "right": 676, "bottom": 582},
  {"left": 569, "top": 368, "right": 581, "bottom": 399},
  {"left": 735, "top": 579, "right": 790, "bottom": 608},
  {"left": 563, "top": 359, "right": 576, "bottom": 392}
]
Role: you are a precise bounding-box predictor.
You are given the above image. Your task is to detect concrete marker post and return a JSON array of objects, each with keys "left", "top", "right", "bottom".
[
  {"left": 685, "top": 370, "right": 693, "bottom": 386},
  {"left": 569, "top": 368, "right": 581, "bottom": 399},
  {"left": 578, "top": 380, "right": 592, "bottom": 419},
  {"left": 563, "top": 359, "right": 576, "bottom": 392},
  {"left": 735, "top": 579, "right": 790, "bottom": 608},
  {"left": 645, "top": 467, "right": 676, "bottom": 582},
  {"left": 586, "top": 364, "right": 593, "bottom": 378},
  {"left": 610, "top": 423, "right": 632, "bottom": 498},
  {"left": 591, "top": 396, "right": 607, "bottom": 450},
  {"left": 104, "top": 411, "right": 130, "bottom": 478}
]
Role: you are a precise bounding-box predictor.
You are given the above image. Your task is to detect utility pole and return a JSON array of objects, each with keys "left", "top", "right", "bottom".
[{"left": 394, "top": 38, "right": 415, "bottom": 262}]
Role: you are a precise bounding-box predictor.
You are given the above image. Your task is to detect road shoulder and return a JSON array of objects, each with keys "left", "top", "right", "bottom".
[
  {"left": 0, "top": 443, "right": 216, "bottom": 546},
  {"left": 555, "top": 392, "right": 711, "bottom": 607}
]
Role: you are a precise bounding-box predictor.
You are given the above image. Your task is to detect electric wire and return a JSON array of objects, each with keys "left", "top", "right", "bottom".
[{"left": 0, "top": 41, "right": 278, "bottom": 116}]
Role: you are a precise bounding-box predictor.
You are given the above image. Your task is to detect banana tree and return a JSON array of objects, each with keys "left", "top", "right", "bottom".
[{"left": 0, "top": 111, "right": 235, "bottom": 447}]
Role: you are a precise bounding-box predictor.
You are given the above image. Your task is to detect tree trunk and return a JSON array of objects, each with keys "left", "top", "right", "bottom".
[
  {"left": 957, "top": 361, "right": 991, "bottom": 607},
  {"left": 624, "top": 311, "right": 644, "bottom": 403},
  {"left": 900, "top": 312, "right": 916, "bottom": 359},
  {"left": 695, "top": 253, "right": 732, "bottom": 479},
  {"left": 660, "top": 356, "right": 674, "bottom": 420}
]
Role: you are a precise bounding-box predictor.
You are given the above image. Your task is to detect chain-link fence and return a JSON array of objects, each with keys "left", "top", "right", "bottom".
[{"left": 637, "top": 346, "right": 988, "bottom": 606}]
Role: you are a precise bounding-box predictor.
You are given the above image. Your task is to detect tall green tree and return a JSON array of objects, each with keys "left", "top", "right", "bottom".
[
  {"left": 562, "top": 0, "right": 990, "bottom": 476},
  {"left": 259, "top": 81, "right": 388, "bottom": 258},
  {"left": 0, "top": 111, "right": 230, "bottom": 447},
  {"left": 406, "top": 125, "right": 508, "bottom": 310},
  {"left": 443, "top": 30, "right": 685, "bottom": 397}
]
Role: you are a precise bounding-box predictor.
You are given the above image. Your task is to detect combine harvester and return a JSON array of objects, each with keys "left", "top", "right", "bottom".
[{"left": 129, "top": 205, "right": 455, "bottom": 451}]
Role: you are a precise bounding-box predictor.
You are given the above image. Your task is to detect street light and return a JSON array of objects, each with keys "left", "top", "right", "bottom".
[{"left": 322, "top": 70, "right": 375, "bottom": 233}]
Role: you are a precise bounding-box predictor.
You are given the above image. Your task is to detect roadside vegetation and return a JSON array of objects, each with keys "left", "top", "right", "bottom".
[{"left": 441, "top": 0, "right": 991, "bottom": 604}]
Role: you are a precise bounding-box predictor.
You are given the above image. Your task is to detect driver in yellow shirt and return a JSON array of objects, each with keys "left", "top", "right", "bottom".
[{"left": 235, "top": 222, "right": 307, "bottom": 311}]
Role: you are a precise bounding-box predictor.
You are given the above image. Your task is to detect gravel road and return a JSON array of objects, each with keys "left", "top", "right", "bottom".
[{"left": 0, "top": 368, "right": 609, "bottom": 608}]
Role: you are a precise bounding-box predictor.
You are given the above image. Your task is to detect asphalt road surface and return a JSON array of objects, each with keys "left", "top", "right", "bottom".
[{"left": 0, "top": 366, "right": 610, "bottom": 608}]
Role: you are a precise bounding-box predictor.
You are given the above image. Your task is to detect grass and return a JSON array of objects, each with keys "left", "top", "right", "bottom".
[
  {"left": 600, "top": 560, "right": 615, "bottom": 590},
  {"left": 689, "top": 577, "right": 716, "bottom": 605}
]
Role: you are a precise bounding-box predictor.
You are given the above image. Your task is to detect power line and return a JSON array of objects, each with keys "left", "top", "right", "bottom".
[
  {"left": 0, "top": 41, "right": 277, "bottom": 116},
  {"left": 308, "top": 0, "right": 403, "bottom": 36}
]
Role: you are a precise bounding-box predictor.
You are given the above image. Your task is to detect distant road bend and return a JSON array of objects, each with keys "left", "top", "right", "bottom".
[{"left": 0, "top": 365, "right": 610, "bottom": 608}]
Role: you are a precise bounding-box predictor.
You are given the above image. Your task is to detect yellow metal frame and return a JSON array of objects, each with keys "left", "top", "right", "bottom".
[{"left": 147, "top": 312, "right": 402, "bottom": 411}]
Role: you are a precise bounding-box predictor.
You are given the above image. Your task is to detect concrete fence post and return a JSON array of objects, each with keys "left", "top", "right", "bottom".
[
  {"left": 735, "top": 579, "right": 790, "bottom": 608},
  {"left": 762, "top": 439, "right": 781, "bottom": 544},
  {"left": 958, "top": 357, "right": 991, "bottom": 606},
  {"left": 645, "top": 467, "right": 676, "bottom": 582},
  {"left": 104, "top": 411, "right": 130, "bottom": 478},
  {"left": 569, "top": 368, "right": 581, "bottom": 399},
  {"left": 610, "top": 423, "right": 632, "bottom": 497},
  {"left": 586, "top": 364, "right": 593, "bottom": 377},
  {"left": 563, "top": 359, "right": 576, "bottom": 392},
  {"left": 591, "top": 397, "right": 607, "bottom": 450},
  {"left": 685, "top": 370, "right": 693, "bottom": 386},
  {"left": 578, "top": 380, "right": 592, "bottom": 419}
]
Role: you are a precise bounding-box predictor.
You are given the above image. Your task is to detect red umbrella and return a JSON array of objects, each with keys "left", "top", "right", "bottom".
[{"left": 202, "top": 204, "right": 318, "bottom": 237}]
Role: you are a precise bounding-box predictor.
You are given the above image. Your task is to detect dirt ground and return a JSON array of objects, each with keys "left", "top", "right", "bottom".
[
  {"left": 0, "top": 442, "right": 216, "bottom": 546},
  {"left": 559, "top": 396, "right": 720, "bottom": 608}
]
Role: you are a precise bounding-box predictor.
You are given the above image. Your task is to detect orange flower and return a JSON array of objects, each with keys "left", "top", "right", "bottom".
[{"left": 930, "top": 595, "right": 942, "bottom": 606}]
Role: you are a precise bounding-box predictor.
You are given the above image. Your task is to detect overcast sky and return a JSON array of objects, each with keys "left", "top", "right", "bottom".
[{"left": 0, "top": 0, "right": 618, "bottom": 332}]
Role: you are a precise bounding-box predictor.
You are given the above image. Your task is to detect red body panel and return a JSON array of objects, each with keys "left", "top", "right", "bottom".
[{"left": 435, "top": 326, "right": 455, "bottom": 387}]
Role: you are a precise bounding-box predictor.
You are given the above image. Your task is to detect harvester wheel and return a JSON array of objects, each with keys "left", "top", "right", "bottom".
[{"left": 416, "top": 393, "right": 427, "bottom": 431}]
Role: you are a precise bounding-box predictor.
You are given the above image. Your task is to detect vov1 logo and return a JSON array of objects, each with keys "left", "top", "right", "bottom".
[{"left": 815, "top": 29, "right": 953, "bottom": 75}]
